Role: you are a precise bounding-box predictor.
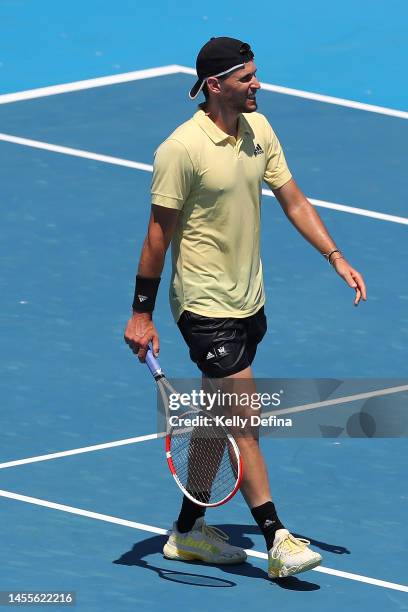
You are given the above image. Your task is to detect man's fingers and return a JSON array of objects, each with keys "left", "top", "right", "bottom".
[
  {"left": 124, "top": 333, "right": 145, "bottom": 358},
  {"left": 349, "top": 270, "right": 367, "bottom": 305},
  {"left": 124, "top": 334, "right": 140, "bottom": 351},
  {"left": 123, "top": 317, "right": 160, "bottom": 362},
  {"left": 343, "top": 271, "right": 358, "bottom": 289},
  {"left": 137, "top": 347, "right": 147, "bottom": 363},
  {"left": 336, "top": 262, "right": 367, "bottom": 307},
  {"left": 354, "top": 274, "right": 367, "bottom": 301},
  {"left": 137, "top": 339, "right": 148, "bottom": 362},
  {"left": 137, "top": 335, "right": 153, "bottom": 362},
  {"left": 152, "top": 334, "right": 160, "bottom": 357},
  {"left": 341, "top": 272, "right": 362, "bottom": 306},
  {"left": 339, "top": 271, "right": 362, "bottom": 307}
]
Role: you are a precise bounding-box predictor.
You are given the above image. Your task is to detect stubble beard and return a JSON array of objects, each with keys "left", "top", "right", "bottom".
[{"left": 236, "top": 96, "right": 258, "bottom": 114}]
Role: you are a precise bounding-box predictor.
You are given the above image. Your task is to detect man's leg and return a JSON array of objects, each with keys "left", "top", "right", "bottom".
[
  {"left": 204, "top": 366, "right": 285, "bottom": 551},
  {"left": 221, "top": 365, "right": 271, "bottom": 506},
  {"left": 216, "top": 367, "right": 322, "bottom": 577}
]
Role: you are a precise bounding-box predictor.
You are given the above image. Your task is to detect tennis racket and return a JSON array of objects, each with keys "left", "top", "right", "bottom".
[{"left": 145, "top": 347, "right": 243, "bottom": 507}]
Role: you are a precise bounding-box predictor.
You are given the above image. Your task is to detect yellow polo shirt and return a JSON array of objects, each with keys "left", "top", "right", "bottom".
[{"left": 151, "top": 109, "right": 292, "bottom": 322}]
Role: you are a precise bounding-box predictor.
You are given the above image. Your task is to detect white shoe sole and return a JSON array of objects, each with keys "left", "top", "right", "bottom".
[
  {"left": 163, "top": 542, "right": 247, "bottom": 565},
  {"left": 269, "top": 556, "right": 322, "bottom": 579}
]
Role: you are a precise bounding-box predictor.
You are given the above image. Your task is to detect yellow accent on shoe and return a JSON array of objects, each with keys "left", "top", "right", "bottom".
[
  {"left": 171, "top": 549, "right": 205, "bottom": 561},
  {"left": 173, "top": 535, "right": 219, "bottom": 554},
  {"left": 163, "top": 518, "right": 247, "bottom": 565}
]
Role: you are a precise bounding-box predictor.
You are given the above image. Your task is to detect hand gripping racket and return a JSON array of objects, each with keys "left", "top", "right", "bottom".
[{"left": 145, "top": 348, "right": 243, "bottom": 507}]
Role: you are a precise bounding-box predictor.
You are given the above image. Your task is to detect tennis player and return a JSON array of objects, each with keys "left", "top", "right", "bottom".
[{"left": 124, "top": 37, "right": 367, "bottom": 578}]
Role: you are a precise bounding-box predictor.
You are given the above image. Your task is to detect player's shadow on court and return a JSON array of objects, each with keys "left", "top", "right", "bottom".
[
  {"left": 114, "top": 524, "right": 347, "bottom": 590},
  {"left": 291, "top": 531, "right": 350, "bottom": 556},
  {"left": 221, "top": 524, "right": 350, "bottom": 556},
  {"left": 113, "top": 534, "right": 236, "bottom": 588}
]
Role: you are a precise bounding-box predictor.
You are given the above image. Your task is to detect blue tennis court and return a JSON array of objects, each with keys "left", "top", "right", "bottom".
[{"left": 1, "top": 2, "right": 407, "bottom": 610}]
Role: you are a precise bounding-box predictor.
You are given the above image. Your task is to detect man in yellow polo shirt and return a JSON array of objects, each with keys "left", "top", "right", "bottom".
[
  {"left": 124, "top": 37, "right": 367, "bottom": 578},
  {"left": 150, "top": 104, "right": 291, "bottom": 323}
]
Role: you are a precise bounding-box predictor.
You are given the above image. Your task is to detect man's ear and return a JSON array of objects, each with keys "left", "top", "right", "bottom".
[{"left": 206, "top": 77, "right": 222, "bottom": 96}]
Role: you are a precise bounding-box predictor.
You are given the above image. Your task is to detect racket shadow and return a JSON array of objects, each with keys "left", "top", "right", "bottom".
[
  {"left": 113, "top": 524, "right": 341, "bottom": 589},
  {"left": 113, "top": 534, "right": 236, "bottom": 588}
]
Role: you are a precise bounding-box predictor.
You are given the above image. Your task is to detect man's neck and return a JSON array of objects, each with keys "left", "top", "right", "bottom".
[{"left": 201, "top": 102, "right": 239, "bottom": 139}]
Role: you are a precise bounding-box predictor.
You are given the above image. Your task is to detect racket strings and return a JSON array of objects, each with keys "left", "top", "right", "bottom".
[
  {"left": 158, "top": 378, "right": 241, "bottom": 506},
  {"left": 170, "top": 420, "right": 239, "bottom": 505}
]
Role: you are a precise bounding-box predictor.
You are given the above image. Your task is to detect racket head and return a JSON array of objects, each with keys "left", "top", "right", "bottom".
[{"left": 165, "top": 408, "right": 243, "bottom": 508}]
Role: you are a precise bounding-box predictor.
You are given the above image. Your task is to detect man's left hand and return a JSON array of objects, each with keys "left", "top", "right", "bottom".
[{"left": 332, "top": 257, "right": 367, "bottom": 306}]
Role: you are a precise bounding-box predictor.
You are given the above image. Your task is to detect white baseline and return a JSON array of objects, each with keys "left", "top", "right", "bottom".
[{"left": 0, "top": 488, "right": 407, "bottom": 593}]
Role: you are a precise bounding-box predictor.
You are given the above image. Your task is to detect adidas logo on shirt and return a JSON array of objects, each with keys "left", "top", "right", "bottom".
[
  {"left": 254, "top": 143, "right": 264, "bottom": 156},
  {"left": 206, "top": 351, "right": 215, "bottom": 360},
  {"left": 138, "top": 295, "right": 148, "bottom": 302}
]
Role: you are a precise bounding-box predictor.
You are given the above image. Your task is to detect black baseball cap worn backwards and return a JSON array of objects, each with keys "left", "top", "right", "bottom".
[{"left": 189, "top": 36, "right": 254, "bottom": 100}]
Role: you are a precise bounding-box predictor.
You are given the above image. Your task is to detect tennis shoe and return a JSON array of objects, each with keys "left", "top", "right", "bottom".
[
  {"left": 163, "top": 517, "right": 247, "bottom": 564},
  {"left": 268, "top": 529, "right": 322, "bottom": 578}
]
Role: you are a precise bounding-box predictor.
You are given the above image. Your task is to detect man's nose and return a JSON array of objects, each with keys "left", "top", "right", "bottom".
[{"left": 251, "top": 76, "right": 261, "bottom": 90}]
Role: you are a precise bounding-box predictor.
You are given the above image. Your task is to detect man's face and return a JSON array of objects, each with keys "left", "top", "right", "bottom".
[{"left": 216, "top": 61, "right": 261, "bottom": 113}]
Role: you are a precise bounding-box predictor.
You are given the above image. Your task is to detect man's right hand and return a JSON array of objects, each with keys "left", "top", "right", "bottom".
[{"left": 124, "top": 312, "right": 159, "bottom": 362}]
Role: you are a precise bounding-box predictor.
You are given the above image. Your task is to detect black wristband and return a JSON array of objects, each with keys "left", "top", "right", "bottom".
[{"left": 132, "top": 275, "right": 161, "bottom": 312}]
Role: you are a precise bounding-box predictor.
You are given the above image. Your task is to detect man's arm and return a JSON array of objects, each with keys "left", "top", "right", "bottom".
[
  {"left": 124, "top": 205, "right": 180, "bottom": 360},
  {"left": 273, "top": 178, "right": 367, "bottom": 306}
]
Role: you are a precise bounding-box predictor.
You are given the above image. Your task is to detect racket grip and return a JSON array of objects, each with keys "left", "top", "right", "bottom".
[{"left": 145, "top": 347, "right": 163, "bottom": 379}]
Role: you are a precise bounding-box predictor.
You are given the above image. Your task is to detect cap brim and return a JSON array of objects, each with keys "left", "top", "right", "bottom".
[{"left": 189, "top": 78, "right": 205, "bottom": 100}]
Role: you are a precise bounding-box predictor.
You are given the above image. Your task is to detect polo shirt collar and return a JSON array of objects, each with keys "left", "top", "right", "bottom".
[{"left": 193, "top": 109, "right": 253, "bottom": 144}]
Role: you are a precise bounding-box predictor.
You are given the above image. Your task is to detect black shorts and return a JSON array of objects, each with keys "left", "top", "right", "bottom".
[{"left": 177, "top": 306, "right": 267, "bottom": 377}]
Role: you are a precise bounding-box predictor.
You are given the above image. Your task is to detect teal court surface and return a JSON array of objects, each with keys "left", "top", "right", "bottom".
[{"left": 1, "top": 3, "right": 408, "bottom": 610}]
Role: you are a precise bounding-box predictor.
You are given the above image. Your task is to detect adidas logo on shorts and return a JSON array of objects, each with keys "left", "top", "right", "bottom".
[{"left": 206, "top": 346, "right": 228, "bottom": 360}]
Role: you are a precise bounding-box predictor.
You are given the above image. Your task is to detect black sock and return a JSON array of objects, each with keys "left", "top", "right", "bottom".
[
  {"left": 251, "top": 501, "right": 285, "bottom": 550},
  {"left": 176, "top": 494, "right": 208, "bottom": 533}
]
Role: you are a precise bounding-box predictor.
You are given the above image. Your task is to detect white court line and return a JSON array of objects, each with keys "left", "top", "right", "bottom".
[
  {"left": 1, "top": 63, "right": 407, "bottom": 120},
  {"left": 266, "top": 383, "right": 408, "bottom": 418},
  {"left": 0, "top": 488, "right": 407, "bottom": 593},
  {"left": 1, "top": 132, "right": 407, "bottom": 226},
  {"left": 0, "top": 65, "right": 182, "bottom": 104},
  {"left": 175, "top": 66, "right": 408, "bottom": 120},
  {"left": 0, "top": 432, "right": 164, "bottom": 470},
  {"left": 1, "top": 383, "right": 406, "bottom": 470},
  {"left": 261, "top": 189, "right": 408, "bottom": 226},
  {"left": 0, "top": 133, "right": 153, "bottom": 172}
]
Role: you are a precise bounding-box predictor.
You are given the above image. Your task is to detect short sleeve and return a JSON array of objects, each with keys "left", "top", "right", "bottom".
[
  {"left": 151, "top": 139, "right": 194, "bottom": 210},
  {"left": 263, "top": 119, "right": 292, "bottom": 191}
]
